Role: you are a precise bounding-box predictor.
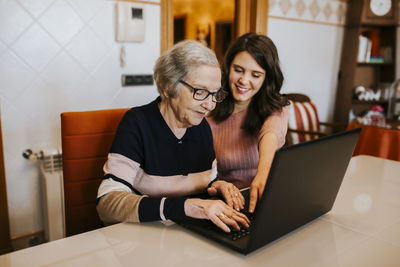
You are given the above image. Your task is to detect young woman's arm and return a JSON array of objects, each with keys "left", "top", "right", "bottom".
[
  {"left": 248, "top": 132, "right": 279, "bottom": 212},
  {"left": 249, "top": 106, "right": 289, "bottom": 212}
]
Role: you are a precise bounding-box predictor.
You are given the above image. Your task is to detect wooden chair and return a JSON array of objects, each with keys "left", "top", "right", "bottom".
[
  {"left": 286, "top": 93, "right": 346, "bottom": 145},
  {"left": 61, "top": 108, "right": 128, "bottom": 236}
]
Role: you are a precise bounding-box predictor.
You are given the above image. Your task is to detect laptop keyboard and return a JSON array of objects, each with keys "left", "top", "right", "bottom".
[
  {"left": 227, "top": 209, "right": 254, "bottom": 240},
  {"left": 204, "top": 209, "right": 255, "bottom": 241},
  {"left": 228, "top": 226, "right": 251, "bottom": 241}
]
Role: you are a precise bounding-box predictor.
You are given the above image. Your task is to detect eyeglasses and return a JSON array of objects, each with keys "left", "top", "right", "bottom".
[{"left": 179, "top": 80, "right": 228, "bottom": 103}]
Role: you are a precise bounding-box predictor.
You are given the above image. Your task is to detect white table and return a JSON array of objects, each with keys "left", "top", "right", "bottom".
[{"left": 1, "top": 155, "right": 400, "bottom": 266}]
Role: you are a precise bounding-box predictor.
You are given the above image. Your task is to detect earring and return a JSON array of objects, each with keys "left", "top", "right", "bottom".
[{"left": 162, "top": 90, "right": 169, "bottom": 98}]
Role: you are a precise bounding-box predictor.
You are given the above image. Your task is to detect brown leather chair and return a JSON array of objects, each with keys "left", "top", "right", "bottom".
[
  {"left": 286, "top": 93, "right": 346, "bottom": 146},
  {"left": 61, "top": 108, "right": 128, "bottom": 236}
]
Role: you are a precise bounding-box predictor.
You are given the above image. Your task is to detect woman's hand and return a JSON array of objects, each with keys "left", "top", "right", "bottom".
[
  {"left": 248, "top": 131, "right": 280, "bottom": 213},
  {"left": 207, "top": 180, "right": 244, "bottom": 211},
  {"left": 184, "top": 198, "right": 250, "bottom": 232},
  {"left": 249, "top": 174, "right": 267, "bottom": 213}
]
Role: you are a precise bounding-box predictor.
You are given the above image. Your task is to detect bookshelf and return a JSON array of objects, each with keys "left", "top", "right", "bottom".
[{"left": 334, "top": 0, "right": 399, "bottom": 123}]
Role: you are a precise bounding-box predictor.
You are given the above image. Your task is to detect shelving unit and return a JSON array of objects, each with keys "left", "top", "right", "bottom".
[{"left": 334, "top": 0, "right": 399, "bottom": 123}]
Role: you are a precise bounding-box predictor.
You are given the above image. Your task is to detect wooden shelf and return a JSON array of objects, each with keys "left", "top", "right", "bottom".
[
  {"left": 352, "top": 100, "right": 389, "bottom": 105},
  {"left": 333, "top": 0, "right": 398, "bottom": 123},
  {"left": 357, "top": 62, "right": 394, "bottom": 66}
]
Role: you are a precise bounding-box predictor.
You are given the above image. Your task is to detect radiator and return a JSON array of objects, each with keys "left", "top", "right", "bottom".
[
  {"left": 24, "top": 148, "right": 66, "bottom": 242},
  {"left": 40, "top": 149, "right": 65, "bottom": 242}
]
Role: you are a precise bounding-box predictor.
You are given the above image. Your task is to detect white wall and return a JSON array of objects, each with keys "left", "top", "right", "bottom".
[
  {"left": 268, "top": 0, "right": 346, "bottom": 122},
  {"left": 0, "top": 0, "right": 160, "bottom": 237}
]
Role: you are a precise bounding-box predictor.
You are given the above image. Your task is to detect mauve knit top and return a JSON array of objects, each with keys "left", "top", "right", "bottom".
[{"left": 206, "top": 106, "right": 289, "bottom": 189}]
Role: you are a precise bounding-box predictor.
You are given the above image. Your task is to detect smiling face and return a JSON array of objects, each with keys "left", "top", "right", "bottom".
[
  {"left": 229, "top": 51, "right": 266, "bottom": 112},
  {"left": 168, "top": 65, "right": 221, "bottom": 128}
]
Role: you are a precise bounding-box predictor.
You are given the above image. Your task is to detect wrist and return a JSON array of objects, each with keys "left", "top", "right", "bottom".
[
  {"left": 210, "top": 180, "right": 225, "bottom": 188},
  {"left": 184, "top": 198, "right": 203, "bottom": 218},
  {"left": 207, "top": 178, "right": 219, "bottom": 189}
]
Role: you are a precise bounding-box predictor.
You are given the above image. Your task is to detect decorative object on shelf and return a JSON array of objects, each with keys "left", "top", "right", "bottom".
[
  {"left": 354, "top": 86, "right": 382, "bottom": 101},
  {"left": 379, "top": 46, "right": 393, "bottom": 63},
  {"left": 387, "top": 79, "right": 400, "bottom": 119},
  {"left": 370, "top": 104, "right": 384, "bottom": 112},
  {"left": 381, "top": 82, "right": 393, "bottom": 100},
  {"left": 349, "top": 108, "right": 357, "bottom": 122},
  {"left": 196, "top": 24, "right": 210, "bottom": 47},
  {"left": 355, "top": 104, "right": 386, "bottom": 127}
]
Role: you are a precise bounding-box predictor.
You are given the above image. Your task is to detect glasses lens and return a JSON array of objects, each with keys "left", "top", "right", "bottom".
[
  {"left": 214, "top": 90, "right": 228, "bottom": 102},
  {"left": 193, "top": 89, "right": 209, "bottom": 100}
]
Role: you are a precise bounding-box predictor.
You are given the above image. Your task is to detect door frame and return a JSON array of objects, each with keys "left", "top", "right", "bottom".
[
  {"left": 160, "top": 0, "right": 269, "bottom": 53},
  {"left": 0, "top": 117, "right": 12, "bottom": 254}
]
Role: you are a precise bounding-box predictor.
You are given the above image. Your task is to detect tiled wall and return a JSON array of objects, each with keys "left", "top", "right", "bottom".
[
  {"left": 0, "top": 0, "right": 160, "bottom": 236},
  {"left": 269, "top": 0, "right": 346, "bottom": 25}
]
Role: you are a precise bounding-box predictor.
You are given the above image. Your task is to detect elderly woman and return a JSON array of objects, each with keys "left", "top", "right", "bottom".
[{"left": 96, "top": 40, "right": 249, "bottom": 232}]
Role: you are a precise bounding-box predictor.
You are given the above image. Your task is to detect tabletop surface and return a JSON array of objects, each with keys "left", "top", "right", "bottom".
[{"left": 1, "top": 155, "right": 400, "bottom": 267}]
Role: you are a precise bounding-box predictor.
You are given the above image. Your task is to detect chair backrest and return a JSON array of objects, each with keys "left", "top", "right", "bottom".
[
  {"left": 286, "top": 93, "right": 321, "bottom": 144},
  {"left": 61, "top": 108, "right": 128, "bottom": 236}
]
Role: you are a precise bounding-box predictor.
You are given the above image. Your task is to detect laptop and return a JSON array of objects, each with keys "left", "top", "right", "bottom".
[{"left": 173, "top": 128, "right": 361, "bottom": 255}]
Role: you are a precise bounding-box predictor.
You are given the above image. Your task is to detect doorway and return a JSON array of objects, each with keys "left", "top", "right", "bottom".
[
  {"left": 173, "top": 15, "right": 186, "bottom": 44},
  {"left": 172, "top": 0, "right": 234, "bottom": 55},
  {"left": 215, "top": 20, "right": 234, "bottom": 62},
  {"left": 161, "top": 0, "right": 269, "bottom": 53}
]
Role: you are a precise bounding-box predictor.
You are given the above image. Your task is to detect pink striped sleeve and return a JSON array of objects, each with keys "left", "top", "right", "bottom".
[{"left": 258, "top": 106, "right": 289, "bottom": 148}]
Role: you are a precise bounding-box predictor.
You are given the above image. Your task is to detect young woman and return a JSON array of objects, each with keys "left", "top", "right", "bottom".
[{"left": 207, "top": 33, "right": 290, "bottom": 213}]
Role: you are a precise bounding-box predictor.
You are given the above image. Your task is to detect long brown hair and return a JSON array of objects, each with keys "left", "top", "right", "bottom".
[{"left": 210, "top": 33, "right": 289, "bottom": 136}]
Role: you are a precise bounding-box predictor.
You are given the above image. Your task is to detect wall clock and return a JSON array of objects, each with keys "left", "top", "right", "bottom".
[
  {"left": 360, "top": 0, "right": 398, "bottom": 25},
  {"left": 369, "top": 0, "right": 392, "bottom": 16}
]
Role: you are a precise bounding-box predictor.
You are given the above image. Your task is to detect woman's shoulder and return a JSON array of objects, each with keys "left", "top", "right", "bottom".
[
  {"left": 265, "top": 106, "right": 289, "bottom": 121},
  {"left": 259, "top": 106, "right": 290, "bottom": 132},
  {"left": 116, "top": 99, "right": 161, "bottom": 133},
  {"left": 207, "top": 110, "right": 246, "bottom": 123},
  {"left": 206, "top": 112, "right": 245, "bottom": 135},
  {"left": 124, "top": 98, "right": 159, "bottom": 119},
  {"left": 198, "top": 117, "right": 213, "bottom": 133}
]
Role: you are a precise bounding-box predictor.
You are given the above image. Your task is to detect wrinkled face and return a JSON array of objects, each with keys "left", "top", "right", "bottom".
[
  {"left": 229, "top": 51, "right": 266, "bottom": 108},
  {"left": 169, "top": 65, "right": 221, "bottom": 128}
]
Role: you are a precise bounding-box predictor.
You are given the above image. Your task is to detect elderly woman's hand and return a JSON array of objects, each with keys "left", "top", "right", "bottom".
[
  {"left": 207, "top": 180, "right": 244, "bottom": 211},
  {"left": 184, "top": 198, "right": 250, "bottom": 232}
]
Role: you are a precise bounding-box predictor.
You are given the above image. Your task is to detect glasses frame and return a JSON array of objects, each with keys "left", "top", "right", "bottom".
[{"left": 179, "top": 80, "right": 227, "bottom": 103}]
